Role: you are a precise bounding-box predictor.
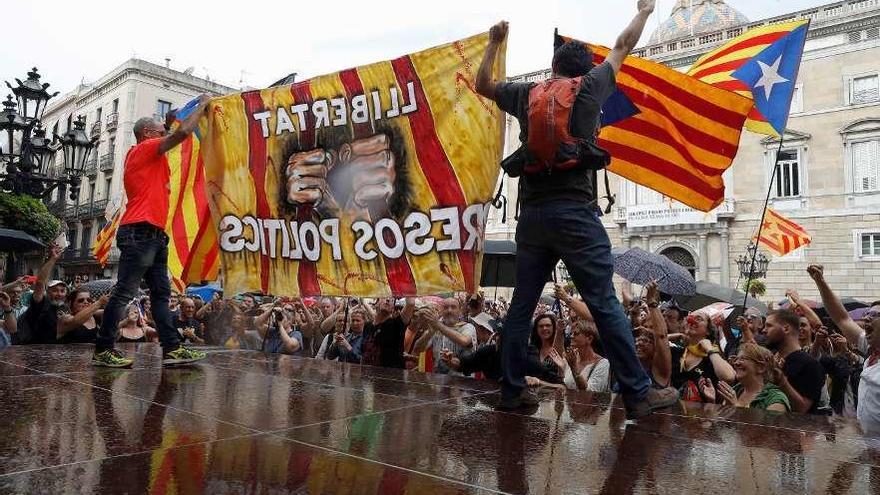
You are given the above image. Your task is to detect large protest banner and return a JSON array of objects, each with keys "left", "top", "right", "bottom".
[{"left": 198, "top": 33, "right": 505, "bottom": 297}]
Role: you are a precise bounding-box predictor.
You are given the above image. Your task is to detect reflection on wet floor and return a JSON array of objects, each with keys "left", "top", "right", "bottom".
[{"left": 0, "top": 344, "right": 877, "bottom": 494}]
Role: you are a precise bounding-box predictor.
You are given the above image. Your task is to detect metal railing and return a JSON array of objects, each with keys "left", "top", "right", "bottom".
[
  {"left": 106, "top": 112, "right": 118, "bottom": 131},
  {"left": 99, "top": 152, "right": 115, "bottom": 172},
  {"left": 90, "top": 121, "right": 101, "bottom": 138}
]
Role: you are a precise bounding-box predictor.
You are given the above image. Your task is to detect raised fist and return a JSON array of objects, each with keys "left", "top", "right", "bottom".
[
  {"left": 286, "top": 148, "right": 338, "bottom": 209},
  {"left": 285, "top": 133, "right": 396, "bottom": 216},
  {"left": 343, "top": 133, "right": 396, "bottom": 211}
]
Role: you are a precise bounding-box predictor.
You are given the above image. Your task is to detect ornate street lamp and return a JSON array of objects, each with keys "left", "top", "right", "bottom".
[
  {"left": 57, "top": 116, "right": 97, "bottom": 177},
  {"left": 0, "top": 67, "right": 95, "bottom": 201},
  {"left": 6, "top": 67, "right": 57, "bottom": 122},
  {"left": 0, "top": 95, "right": 28, "bottom": 163},
  {"left": 736, "top": 241, "right": 770, "bottom": 279}
]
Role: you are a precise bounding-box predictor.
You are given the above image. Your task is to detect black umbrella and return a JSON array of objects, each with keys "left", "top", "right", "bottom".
[
  {"left": 612, "top": 247, "right": 696, "bottom": 295},
  {"left": 79, "top": 279, "right": 115, "bottom": 298},
  {"left": 480, "top": 240, "right": 517, "bottom": 288},
  {"left": 0, "top": 228, "right": 45, "bottom": 252},
  {"left": 674, "top": 280, "right": 768, "bottom": 314}
]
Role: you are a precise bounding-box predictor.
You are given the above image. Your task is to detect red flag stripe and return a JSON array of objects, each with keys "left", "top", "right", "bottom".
[
  {"left": 599, "top": 140, "right": 724, "bottom": 200},
  {"left": 613, "top": 114, "right": 734, "bottom": 175},
  {"left": 691, "top": 31, "right": 789, "bottom": 72},
  {"left": 170, "top": 137, "right": 195, "bottom": 263},
  {"left": 768, "top": 210, "right": 810, "bottom": 235},
  {"left": 592, "top": 53, "right": 747, "bottom": 129},
  {"left": 617, "top": 86, "right": 742, "bottom": 160},
  {"left": 241, "top": 90, "right": 272, "bottom": 294},
  {"left": 338, "top": 68, "right": 418, "bottom": 295},
  {"left": 390, "top": 55, "right": 476, "bottom": 293},
  {"left": 290, "top": 82, "right": 322, "bottom": 296},
  {"left": 712, "top": 79, "right": 752, "bottom": 93}
]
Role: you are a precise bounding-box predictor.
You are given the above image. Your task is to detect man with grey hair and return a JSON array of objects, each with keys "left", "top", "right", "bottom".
[{"left": 93, "top": 95, "right": 211, "bottom": 368}]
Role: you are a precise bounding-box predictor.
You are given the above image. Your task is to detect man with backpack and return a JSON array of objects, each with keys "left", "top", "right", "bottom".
[{"left": 475, "top": 0, "right": 679, "bottom": 417}]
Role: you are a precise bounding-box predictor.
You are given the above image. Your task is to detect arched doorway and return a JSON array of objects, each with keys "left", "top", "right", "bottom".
[{"left": 660, "top": 246, "right": 697, "bottom": 279}]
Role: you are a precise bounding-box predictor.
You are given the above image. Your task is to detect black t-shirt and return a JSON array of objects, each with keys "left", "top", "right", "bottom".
[
  {"left": 60, "top": 314, "right": 102, "bottom": 344},
  {"left": 174, "top": 316, "right": 203, "bottom": 343},
  {"left": 373, "top": 316, "right": 407, "bottom": 369},
  {"left": 494, "top": 61, "right": 617, "bottom": 204},
  {"left": 783, "top": 350, "right": 826, "bottom": 415},
  {"left": 670, "top": 345, "right": 720, "bottom": 398},
  {"left": 22, "top": 297, "right": 67, "bottom": 344}
]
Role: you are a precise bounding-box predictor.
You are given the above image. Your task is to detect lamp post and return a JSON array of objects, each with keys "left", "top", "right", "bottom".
[
  {"left": 736, "top": 241, "right": 770, "bottom": 279},
  {"left": 0, "top": 68, "right": 96, "bottom": 201}
]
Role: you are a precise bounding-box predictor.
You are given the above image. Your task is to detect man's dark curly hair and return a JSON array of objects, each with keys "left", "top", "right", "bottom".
[{"left": 552, "top": 41, "right": 595, "bottom": 78}]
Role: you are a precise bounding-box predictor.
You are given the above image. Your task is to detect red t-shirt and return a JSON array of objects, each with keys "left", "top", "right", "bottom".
[{"left": 121, "top": 138, "right": 169, "bottom": 229}]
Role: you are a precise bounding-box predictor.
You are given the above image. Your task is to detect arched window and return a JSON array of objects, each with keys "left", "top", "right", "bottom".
[{"left": 660, "top": 247, "right": 696, "bottom": 278}]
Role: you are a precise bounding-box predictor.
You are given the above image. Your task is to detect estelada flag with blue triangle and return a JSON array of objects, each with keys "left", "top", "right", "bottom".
[{"left": 687, "top": 19, "right": 810, "bottom": 137}]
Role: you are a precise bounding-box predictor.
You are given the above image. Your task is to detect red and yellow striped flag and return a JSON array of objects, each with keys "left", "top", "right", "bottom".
[
  {"left": 92, "top": 204, "right": 123, "bottom": 267},
  {"left": 165, "top": 106, "right": 220, "bottom": 285},
  {"left": 559, "top": 34, "right": 753, "bottom": 212},
  {"left": 687, "top": 20, "right": 809, "bottom": 137},
  {"left": 755, "top": 208, "right": 811, "bottom": 256}
]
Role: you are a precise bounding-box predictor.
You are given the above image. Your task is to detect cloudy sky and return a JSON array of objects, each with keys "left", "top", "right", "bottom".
[{"left": 3, "top": 0, "right": 828, "bottom": 95}]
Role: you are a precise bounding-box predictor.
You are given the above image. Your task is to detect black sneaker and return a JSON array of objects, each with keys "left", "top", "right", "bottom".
[{"left": 625, "top": 386, "right": 679, "bottom": 419}]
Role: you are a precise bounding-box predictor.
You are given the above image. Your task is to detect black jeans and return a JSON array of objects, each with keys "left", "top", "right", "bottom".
[
  {"left": 500, "top": 200, "right": 650, "bottom": 401},
  {"left": 96, "top": 223, "right": 180, "bottom": 351}
]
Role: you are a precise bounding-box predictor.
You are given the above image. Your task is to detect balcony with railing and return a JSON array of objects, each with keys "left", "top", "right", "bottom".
[
  {"left": 90, "top": 121, "right": 101, "bottom": 138},
  {"left": 83, "top": 154, "right": 98, "bottom": 177},
  {"left": 99, "top": 152, "right": 115, "bottom": 172},
  {"left": 63, "top": 198, "right": 109, "bottom": 220},
  {"left": 106, "top": 112, "right": 118, "bottom": 132}
]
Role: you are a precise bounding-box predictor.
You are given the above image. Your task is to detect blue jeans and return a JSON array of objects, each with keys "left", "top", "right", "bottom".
[
  {"left": 501, "top": 200, "right": 650, "bottom": 402},
  {"left": 96, "top": 223, "right": 180, "bottom": 352}
]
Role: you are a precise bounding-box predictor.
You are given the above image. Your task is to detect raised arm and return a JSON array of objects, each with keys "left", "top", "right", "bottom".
[
  {"left": 807, "top": 265, "right": 864, "bottom": 348},
  {"left": 400, "top": 297, "right": 416, "bottom": 326},
  {"left": 158, "top": 95, "right": 210, "bottom": 155},
  {"left": 787, "top": 289, "right": 822, "bottom": 329},
  {"left": 605, "top": 0, "right": 655, "bottom": 74},
  {"left": 32, "top": 245, "right": 62, "bottom": 304},
  {"left": 58, "top": 294, "right": 109, "bottom": 337},
  {"left": 645, "top": 282, "right": 672, "bottom": 386},
  {"left": 475, "top": 21, "right": 508, "bottom": 101}
]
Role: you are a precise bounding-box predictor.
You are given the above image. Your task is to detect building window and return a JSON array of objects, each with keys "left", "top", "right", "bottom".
[
  {"left": 851, "top": 75, "right": 879, "bottom": 104},
  {"left": 854, "top": 229, "right": 880, "bottom": 260},
  {"left": 157, "top": 100, "right": 172, "bottom": 119},
  {"left": 108, "top": 136, "right": 116, "bottom": 155},
  {"left": 112, "top": 98, "right": 119, "bottom": 113},
  {"left": 852, "top": 140, "right": 880, "bottom": 192},
  {"left": 775, "top": 149, "right": 801, "bottom": 198},
  {"left": 66, "top": 114, "right": 72, "bottom": 131},
  {"left": 790, "top": 85, "right": 803, "bottom": 114},
  {"left": 104, "top": 176, "right": 112, "bottom": 198},
  {"left": 626, "top": 181, "right": 662, "bottom": 206},
  {"left": 96, "top": 107, "right": 102, "bottom": 122}
]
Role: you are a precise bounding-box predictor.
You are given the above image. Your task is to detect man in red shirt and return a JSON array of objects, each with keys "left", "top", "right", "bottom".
[{"left": 93, "top": 95, "right": 210, "bottom": 368}]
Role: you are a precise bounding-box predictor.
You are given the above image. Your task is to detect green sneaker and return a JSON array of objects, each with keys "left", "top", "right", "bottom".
[
  {"left": 163, "top": 346, "right": 207, "bottom": 366},
  {"left": 92, "top": 349, "right": 134, "bottom": 368}
]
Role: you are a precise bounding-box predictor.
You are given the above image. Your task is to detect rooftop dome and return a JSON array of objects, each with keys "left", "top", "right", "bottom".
[{"left": 648, "top": 0, "right": 749, "bottom": 45}]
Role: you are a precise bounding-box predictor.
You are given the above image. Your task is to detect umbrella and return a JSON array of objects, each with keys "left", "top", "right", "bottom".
[
  {"left": 839, "top": 297, "right": 869, "bottom": 311},
  {"left": 674, "top": 280, "right": 768, "bottom": 314},
  {"left": 0, "top": 228, "right": 44, "bottom": 252},
  {"left": 850, "top": 307, "right": 870, "bottom": 321},
  {"left": 613, "top": 247, "right": 696, "bottom": 295},
  {"left": 79, "top": 279, "right": 115, "bottom": 298},
  {"left": 480, "top": 240, "right": 517, "bottom": 288}
]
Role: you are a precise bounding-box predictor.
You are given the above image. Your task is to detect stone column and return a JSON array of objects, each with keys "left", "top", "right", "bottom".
[
  {"left": 720, "top": 231, "right": 730, "bottom": 287},
  {"left": 698, "top": 234, "right": 709, "bottom": 281}
]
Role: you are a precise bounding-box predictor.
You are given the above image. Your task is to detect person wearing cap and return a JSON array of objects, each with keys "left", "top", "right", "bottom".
[
  {"left": 442, "top": 312, "right": 560, "bottom": 385},
  {"left": 20, "top": 245, "right": 67, "bottom": 344}
]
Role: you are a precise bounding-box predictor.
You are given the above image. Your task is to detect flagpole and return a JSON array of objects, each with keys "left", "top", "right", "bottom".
[{"left": 741, "top": 137, "right": 784, "bottom": 310}]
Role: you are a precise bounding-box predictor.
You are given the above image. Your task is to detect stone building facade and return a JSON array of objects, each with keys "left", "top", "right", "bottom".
[
  {"left": 487, "top": 0, "right": 880, "bottom": 301},
  {"left": 40, "top": 59, "right": 234, "bottom": 280}
]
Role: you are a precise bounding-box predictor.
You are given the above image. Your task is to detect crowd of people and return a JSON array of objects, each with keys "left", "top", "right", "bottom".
[{"left": 1, "top": 244, "right": 877, "bottom": 431}]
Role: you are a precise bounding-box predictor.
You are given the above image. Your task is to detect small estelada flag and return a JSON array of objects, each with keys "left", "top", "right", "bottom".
[{"left": 755, "top": 208, "right": 811, "bottom": 256}]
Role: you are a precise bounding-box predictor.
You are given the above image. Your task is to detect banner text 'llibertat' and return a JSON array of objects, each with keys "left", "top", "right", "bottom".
[{"left": 251, "top": 82, "right": 419, "bottom": 138}]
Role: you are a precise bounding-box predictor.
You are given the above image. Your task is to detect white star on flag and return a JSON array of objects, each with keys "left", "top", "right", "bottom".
[{"left": 754, "top": 55, "right": 789, "bottom": 101}]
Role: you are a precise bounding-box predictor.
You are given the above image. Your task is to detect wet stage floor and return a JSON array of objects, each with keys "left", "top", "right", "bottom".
[{"left": 0, "top": 343, "right": 877, "bottom": 494}]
